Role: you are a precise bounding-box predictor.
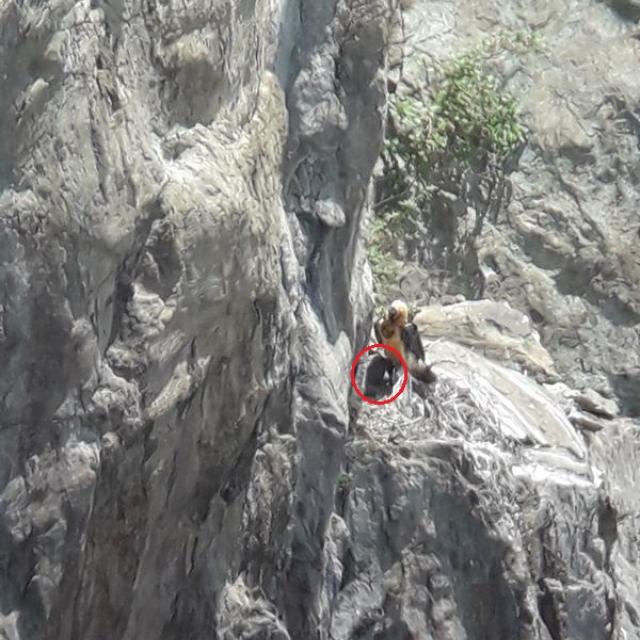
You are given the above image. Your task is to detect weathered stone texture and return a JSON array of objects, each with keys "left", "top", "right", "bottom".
[
  {"left": 390, "top": 0, "right": 640, "bottom": 416},
  {"left": 0, "top": 1, "right": 392, "bottom": 637},
  {"left": 1, "top": 1, "right": 639, "bottom": 639}
]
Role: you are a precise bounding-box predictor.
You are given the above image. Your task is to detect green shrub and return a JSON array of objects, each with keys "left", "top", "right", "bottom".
[
  {"left": 385, "top": 31, "right": 541, "bottom": 189},
  {"left": 368, "top": 30, "right": 541, "bottom": 292},
  {"left": 430, "top": 57, "right": 523, "bottom": 161}
]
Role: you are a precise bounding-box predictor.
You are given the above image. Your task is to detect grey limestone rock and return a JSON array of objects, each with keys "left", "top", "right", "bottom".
[
  {"left": 390, "top": 0, "right": 640, "bottom": 416},
  {"left": 342, "top": 301, "right": 640, "bottom": 639},
  {"left": 0, "top": 0, "right": 392, "bottom": 638},
  {"left": 1, "top": 0, "right": 640, "bottom": 639}
]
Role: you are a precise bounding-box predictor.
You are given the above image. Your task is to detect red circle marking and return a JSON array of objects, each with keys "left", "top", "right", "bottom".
[{"left": 350, "top": 343, "right": 408, "bottom": 406}]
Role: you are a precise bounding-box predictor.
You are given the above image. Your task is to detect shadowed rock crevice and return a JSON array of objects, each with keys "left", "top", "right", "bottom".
[
  {"left": 610, "top": 370, "right": 640, "bottom": 417},
  {"left": 537, "top": 579, "right": 562, "bottom": 640}
]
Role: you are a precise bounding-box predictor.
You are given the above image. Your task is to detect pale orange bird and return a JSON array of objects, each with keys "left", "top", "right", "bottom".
[{"left": 374, "top": 299, "right": 436, "bottom": 385}]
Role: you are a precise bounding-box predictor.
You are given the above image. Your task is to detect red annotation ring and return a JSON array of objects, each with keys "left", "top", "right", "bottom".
[{"left": 350, "top": 343, "right": 409, "bottom": 406}]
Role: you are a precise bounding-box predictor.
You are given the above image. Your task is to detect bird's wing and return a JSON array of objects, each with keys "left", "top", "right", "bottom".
[{"left": 401, "top": 322, "right": 425, "bottom": 361}]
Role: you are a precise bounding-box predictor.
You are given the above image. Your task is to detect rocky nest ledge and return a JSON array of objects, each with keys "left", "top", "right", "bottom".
[{"left": 336, "top": 300, "right": 640, "bottom": 639}]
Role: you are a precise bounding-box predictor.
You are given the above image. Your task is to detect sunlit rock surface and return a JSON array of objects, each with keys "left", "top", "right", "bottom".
[
  {"left": 414, "top": 300, "right": 558, "bottom": 379},
  {"left": 0, "top": 0, "right": 390, "bottom": 638},
  {"left": 387, "top": 0, "right": 640, "bottom": 415},
  {"left": 345, "top": 301, "right": 640, "bottom": 639},
  {"left": 1, "top": 0, "right": 639, "bottom": 639}
]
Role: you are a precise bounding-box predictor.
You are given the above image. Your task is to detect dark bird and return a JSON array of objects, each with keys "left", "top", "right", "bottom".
[
  {"left": 374, "top": 299, "right": 437, "bottom": 385},
  {"left": 363, "top": 351, "right": 395, "bottom": 399}
]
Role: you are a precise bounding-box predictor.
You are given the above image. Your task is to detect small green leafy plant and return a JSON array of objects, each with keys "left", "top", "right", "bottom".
[
  {"left": 369, "top": 30, "right": 541, "bottom": 292},
  {"left": 385, "top": 30, "right": 541, "bottom": 194}
]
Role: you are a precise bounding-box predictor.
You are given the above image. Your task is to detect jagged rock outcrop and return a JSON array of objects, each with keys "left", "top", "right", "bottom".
[
  {"left": 1, "top": 1, "right": 639, "bottom": 640},
  {"left": 0, "top": 1, "right": 391, "bottom": 638},
  {"left": 387, "top": 0, "right": 640, "bottom": 416},
  {"left": 345, "top": 300, "right": 640, "bottom": 639}
]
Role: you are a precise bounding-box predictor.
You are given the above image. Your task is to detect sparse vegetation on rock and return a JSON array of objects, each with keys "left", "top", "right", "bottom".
[{"left": 369, "top": 31, "right": 542, "bottom": 295}]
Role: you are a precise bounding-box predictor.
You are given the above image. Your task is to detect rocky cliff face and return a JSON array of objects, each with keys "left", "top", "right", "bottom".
[
  {"left": 347, "top": 299, "right": 640, "bottom": 639},
  {"left": 0, "top": 1, "right": 639, "bottom": 640},
  {"left": 0, "top": 0, "right": 390, "bottom": 637},
  {"left": 387, "top": 0, "right": 640, "bottom": 418}
]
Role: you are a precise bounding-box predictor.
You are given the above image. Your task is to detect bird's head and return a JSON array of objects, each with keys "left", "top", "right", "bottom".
[{"left": 388, "top": 299, "right": 409, "bottom": 325}]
